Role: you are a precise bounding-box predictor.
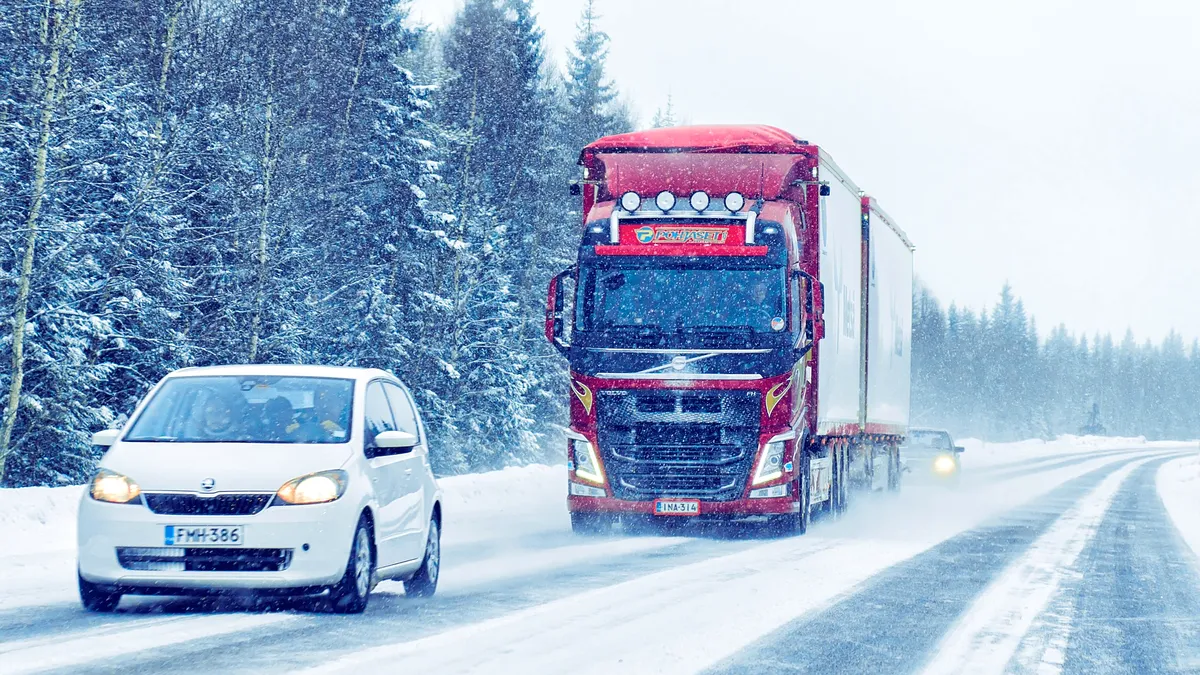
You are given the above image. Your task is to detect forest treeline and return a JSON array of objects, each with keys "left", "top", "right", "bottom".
[{"left": 0, "top": 0, "right": 1194, "bottom": 487}]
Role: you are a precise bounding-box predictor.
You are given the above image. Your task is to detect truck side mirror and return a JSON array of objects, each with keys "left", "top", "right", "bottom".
[
  {"left": 955, "top": 446, "right": 965, "bottom": 454},
  {"left": 809, "top": 277, "right": 826, "bottom": 342},
  {"left": 546, "top": 268, "right": 574, "bottom": 353}
]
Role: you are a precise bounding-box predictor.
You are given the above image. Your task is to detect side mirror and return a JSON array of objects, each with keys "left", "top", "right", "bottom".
[
  {"left": 375, "top": 430, "right": 419, "bottom": 451},
  {"left": 955, "top": 446, "right": 965, "bottom": 454},
  {"left": 92, "top": 429, "right": 120, "bottom": 447},
  {"left": 546, "top": 268, "right": 574, "bottom": 353},
  {"left": 797, "top": 271, "right": 826, "bottom": 343}
]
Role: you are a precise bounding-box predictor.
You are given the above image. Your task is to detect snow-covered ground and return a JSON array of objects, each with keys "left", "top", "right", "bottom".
[{"left": 1, "top": 436, "right": 1198, "bottom": 675}]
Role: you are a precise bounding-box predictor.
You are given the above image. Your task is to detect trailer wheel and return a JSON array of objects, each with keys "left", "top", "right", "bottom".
[{"left": 888, "top": 444, "right": 902, "bottom": 492}]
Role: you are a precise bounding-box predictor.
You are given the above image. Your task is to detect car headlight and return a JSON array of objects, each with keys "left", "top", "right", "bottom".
[
  {"left": 933, "top": 455, "right": 957, "bottom": 475},
  {"left": 752, "top": 441, "right": 786, "bottom": 486},
  {"left": 275, "top": 470, "right": 348, "bottom": 505},
  {"left": 90, "top": 469, "right": 142, "bottom": 504},
  {"left": 571, "top": 438, "right": 605, "bottom": 486}
]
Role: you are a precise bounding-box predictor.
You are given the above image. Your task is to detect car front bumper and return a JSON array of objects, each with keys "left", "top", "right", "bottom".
[{"left": 77, "top": 495, "right": 359, "bottom": 592}]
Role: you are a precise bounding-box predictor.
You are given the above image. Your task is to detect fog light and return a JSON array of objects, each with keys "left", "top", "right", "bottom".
[
  {"left": 570, "top": 482, "right": 606, "bottom": 498},
  {"left": 749, "top": 484, "right": 789, "bottom": 499}
]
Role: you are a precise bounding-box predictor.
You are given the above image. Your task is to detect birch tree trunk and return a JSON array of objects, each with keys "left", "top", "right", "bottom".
[
  {"left": 247, "top": 81, "right": 275, "bottom": 363},
  {"left": 0, "top": 0, "right": 84, "bottom": 483}
]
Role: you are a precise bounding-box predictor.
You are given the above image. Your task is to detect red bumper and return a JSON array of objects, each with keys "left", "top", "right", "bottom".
[{"left": 568, "top": 494, "right": 800, "bottom": 517}]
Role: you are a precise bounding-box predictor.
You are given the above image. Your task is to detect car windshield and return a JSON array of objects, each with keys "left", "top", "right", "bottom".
[
  {"left": 578, "top": 266, "right": 787, "bottom": 334},
  {"left": 905, "top": 430, "right": 952, "bottom": 454},
  {"left": 124, "top": 376, "right": 354, "bottom": 444}
]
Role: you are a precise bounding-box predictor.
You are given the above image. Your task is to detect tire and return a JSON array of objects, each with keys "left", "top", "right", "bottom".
[
  {"left": 768, "top": 454, "right": 810, "bottom": 537},
  {"left": 570, "top": 511, "right": 609, "bottom": 536},
  {"left": 78, "top": 573, "right": 121, "bottom": 613},
  {"left": 329, "top": 517, "right": 374, "bottom": 614},
  {"left": 888, "top": 444, "right": 902, "bottom": 492},
  {"left": 404, "top": 518, "right": 441, "bottom": 598}
]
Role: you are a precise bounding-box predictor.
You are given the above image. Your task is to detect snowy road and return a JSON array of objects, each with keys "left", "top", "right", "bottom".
[{"left": 2, "top": 441, "right": 1199, "bottom": 674}]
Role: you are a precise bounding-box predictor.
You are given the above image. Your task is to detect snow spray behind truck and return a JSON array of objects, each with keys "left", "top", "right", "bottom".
[{"left": 546, "top": 126, "right": 914, "bottom": 534}]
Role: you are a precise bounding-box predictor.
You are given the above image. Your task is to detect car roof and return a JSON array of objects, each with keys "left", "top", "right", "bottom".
[{"left": 164, "top": 364, "right": 396, "bottom": 383}]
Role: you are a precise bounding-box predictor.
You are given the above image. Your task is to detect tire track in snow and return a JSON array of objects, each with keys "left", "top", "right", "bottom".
[
  {"left": 703, "top": 454, "right": 1148, "bottom": 675},
  {"left": 919, "top": 453, "right": 1182, "bottom": 675}
]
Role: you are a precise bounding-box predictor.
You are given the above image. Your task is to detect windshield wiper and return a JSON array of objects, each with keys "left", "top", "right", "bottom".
[
  {"left": 126, "top": 435, "right": 180, "bottom": 442},
  {"left": 679, "top": 325, "right": 754, "bottom": 334}
]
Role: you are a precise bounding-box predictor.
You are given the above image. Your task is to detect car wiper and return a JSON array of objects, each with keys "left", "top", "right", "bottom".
[{"left": 126, "top": 435, "right": 180, "bottom": 442}]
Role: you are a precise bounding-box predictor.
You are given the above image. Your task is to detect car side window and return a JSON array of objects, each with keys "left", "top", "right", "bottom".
[
  {"left": 382, "top": 383, "right": 420, "bottom": 441},
  {"left": 363, "top": 381, "right": 397, "bottom": 449}
]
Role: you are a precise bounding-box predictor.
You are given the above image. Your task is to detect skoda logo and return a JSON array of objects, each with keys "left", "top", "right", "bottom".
[
  {"left": 200, "top": 478, "right": 216, "bottom": 492},
  {"left": 634, "top": 226, "right": 655, "bottom": 244}
]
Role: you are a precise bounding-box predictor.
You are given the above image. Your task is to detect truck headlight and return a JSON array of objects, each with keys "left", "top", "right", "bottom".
[
  {"left": 571, "top": 438, "right": 605, "bottom": 486},
  {"left": 90, "top": 469, "right": 142, "bottom": 504},
  {"left": 933, "top": 455, "right": 957, "bottom": 475},
  {"left": 275, "top": 470, "right": 348, "bottom": 505},
  {"left": 752, "top": 441, "right": 786, "bottom": 486}
]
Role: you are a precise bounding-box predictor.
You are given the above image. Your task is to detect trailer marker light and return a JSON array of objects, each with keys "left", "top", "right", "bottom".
[
  {"left": 724, "top": 192, "right": 745, "bottom": 213},
  {"left": 655, "top": 191, "right": 676, "bottom": 212},
  {"left": 690, "top": 191, "right": 710, "bottom": 212},
  {"left": 620, "top": 192, "right": 641, "bottom": 212}
]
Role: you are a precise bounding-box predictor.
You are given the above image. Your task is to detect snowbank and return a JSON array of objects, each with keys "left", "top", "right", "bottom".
[
  {"left": 0, "top": 485, "right": 84, "bottom": 556},
  {"left": 956, "top": 434, "right": 1177, "bottom": 471},
  {"left": 1157, "top": 452, "right": 1200, "bottom": 564}
]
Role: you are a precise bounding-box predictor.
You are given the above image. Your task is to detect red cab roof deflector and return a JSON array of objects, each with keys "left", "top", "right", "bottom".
[{"left": 580, "top": 125, "right": 809, "bottom": 162}]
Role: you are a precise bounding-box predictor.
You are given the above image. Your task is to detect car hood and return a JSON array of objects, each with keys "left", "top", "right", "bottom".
[{"left": 101, "top": 442, "right": 356, "bottom": 493}]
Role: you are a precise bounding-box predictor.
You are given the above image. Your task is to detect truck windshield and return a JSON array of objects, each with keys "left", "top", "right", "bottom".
[{"left": 578, "top": 266, "right": 787, "bottom": 334}]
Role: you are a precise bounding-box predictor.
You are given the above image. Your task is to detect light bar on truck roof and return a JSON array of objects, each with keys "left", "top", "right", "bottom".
[
  {"left": 724, "top": 192, "right": 745, "bottom": 213},
  {"left": 690, "top": 191, "right": 710, "bottom": 212},
  {"left": 655, "top": 191, "right": 676, "bottom": 212},
  {"left": 620, "top": 191, "right": 641, "bottom": 212}
]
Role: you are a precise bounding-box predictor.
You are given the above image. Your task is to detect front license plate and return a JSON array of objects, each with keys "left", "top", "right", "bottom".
[
  {"left": 164, "top": 525, "right": 244, "bottom": 547},
  {"left": 654, "top": 499, "right": 700, "bottom": 516}
]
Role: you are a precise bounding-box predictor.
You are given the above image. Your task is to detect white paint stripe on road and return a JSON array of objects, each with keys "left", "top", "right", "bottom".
[
  {"left": 920, "top": 454, "right": 1160, "bottom": 675},
  {"left": 0, "top": 613, "right": 297, "bottom": 675}
]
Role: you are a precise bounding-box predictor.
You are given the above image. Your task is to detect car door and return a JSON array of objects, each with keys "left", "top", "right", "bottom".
[
  {"left": 362, "top": 380, "right": 406, "bottom": 568},
  {"left": 381, "top": 381, "right": 428, "bottom": 562}
]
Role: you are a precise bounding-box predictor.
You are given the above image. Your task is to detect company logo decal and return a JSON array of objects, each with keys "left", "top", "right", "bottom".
[
  {"left": 633, "top": 226, "right": 729, "bottom": 245},
  {"left": 570, "top": 380, "right": 594, "bottom": 415},
  {"left": 765, "top": 380, "right": 792, "bottom": 417},
  {"left": 200, "top": 478, "right": 216, "bottom": 492}
]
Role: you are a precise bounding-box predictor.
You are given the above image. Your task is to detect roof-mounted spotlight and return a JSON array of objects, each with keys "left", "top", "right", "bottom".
[
  {"left": 620, "top": 191, "right": 641, "bottom": 212},
  {"left": 724, "top": 192, "right": 746, "bottom": 213},
  {"left": 655, "top": 191, "right": 676, "bottom": 213},
  {"left": 690, "top": 191, "right": 711, "bottom": 212}
]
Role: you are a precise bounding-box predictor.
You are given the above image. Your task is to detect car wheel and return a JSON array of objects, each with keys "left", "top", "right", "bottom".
[
  {"left": 329, "top": 517, "right": 374, "bottom": 614},
  {"left": 79, "top": 572, "right": 121, "bottom": 613},
  {"left": 570, "top": 511, "right": 609, "bottom": 536},
  {"left": 404, "top": 517, "right": 440, "bottom": 598}
]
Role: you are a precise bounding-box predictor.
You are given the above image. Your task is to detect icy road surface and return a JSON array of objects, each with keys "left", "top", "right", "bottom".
[{"left": 1, "top": 438, "right": 1199, "bottom": 675}]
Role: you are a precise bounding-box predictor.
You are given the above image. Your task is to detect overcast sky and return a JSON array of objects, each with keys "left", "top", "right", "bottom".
[{"left": 410, "top": 0, "right": 1200, "bottom": 345}]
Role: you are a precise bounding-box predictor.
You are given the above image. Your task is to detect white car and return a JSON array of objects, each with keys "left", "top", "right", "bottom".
[{"left": 77, "top": 365, "right": 442, "bottom": 613}]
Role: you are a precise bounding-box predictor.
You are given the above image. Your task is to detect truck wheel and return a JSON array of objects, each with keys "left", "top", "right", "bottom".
[
  {"left": 79, "top": 573, "right": 121, "bottom": 612},
  {"left": 769, "top": 457, "right": 811, "bottom": 536},
  {"left": 329, "top": 517, "right": 374, "bottom": 614},
  {"left": 888, "top": 445, "right": 902, "bottom": 492},
  {"left": 571, "top": 512, "right": 609, "bottom": 536},
  {"left": 404, "top": 517, "right": 441, "bottom": 598}
]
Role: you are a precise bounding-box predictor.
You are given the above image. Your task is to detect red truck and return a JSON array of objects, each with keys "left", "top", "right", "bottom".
[{"left": 546, "top": 125, "right": 914, "bottom": 534}]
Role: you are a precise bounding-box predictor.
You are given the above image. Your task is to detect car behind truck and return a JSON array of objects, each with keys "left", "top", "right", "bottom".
[{"left": 546, "top": 125, "right": 914, "bottom": 534}]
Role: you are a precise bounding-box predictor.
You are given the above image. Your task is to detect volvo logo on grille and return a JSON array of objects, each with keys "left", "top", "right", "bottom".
[{"left": 200, "top": 478, "right": 216, "bottom": 492}]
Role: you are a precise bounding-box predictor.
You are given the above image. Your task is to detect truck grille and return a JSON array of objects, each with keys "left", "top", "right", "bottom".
[
  {"left": 117, "top": 547, "right": 293, "bottom": 572},
  {"left": 597, "top": 389, "right": 760, "bottom": 501},
  {"left": 144, "top": 493, "right": 273, "bottom": 516}
]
